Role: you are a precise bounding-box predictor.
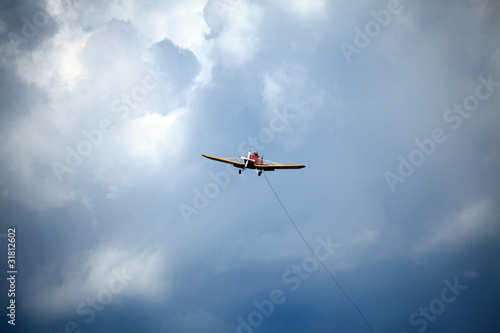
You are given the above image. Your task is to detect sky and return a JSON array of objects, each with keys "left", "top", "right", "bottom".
[{"left": 0, "top": 0, "right": 499, "bottom": 332}]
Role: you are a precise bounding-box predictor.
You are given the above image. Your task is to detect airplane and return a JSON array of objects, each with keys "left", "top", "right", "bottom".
[{"left": 202, "top": 150, "right": 305, "bottom": 176}]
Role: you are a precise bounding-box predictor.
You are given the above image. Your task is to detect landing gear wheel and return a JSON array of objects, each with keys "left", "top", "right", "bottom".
[
  {"left": 258, "top": 170, "right": 262, "bottom": 176},
  {"left": 239, "top": 169, "right": 242, "bottom": 174}
]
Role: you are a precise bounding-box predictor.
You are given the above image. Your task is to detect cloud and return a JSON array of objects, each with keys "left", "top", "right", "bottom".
[
  {"left": 148, "top": 37, "right": 201, "bottom": 100},
  {"left": 413, "top": 198, "right": 499, "bottom": 257},
  {"left": 23, "top": 244, "right": 167, "bottom": 318},
  {"left": 277, "top": 0, "right": 326, "bottom": 18},
  {"left": 111, "top": 108, "right": 187, "bottom": 167},
  {"left": 0, "top": 8, "right": 201, "bottom": 209},
  {"left": 163, "top": 310, "right": 227, "bottom": 332},
  {"left": 1, "top": 1, "right": 500, "bottom": 332},
  {"left": 205, "top": 0, "right": 262, "bottom": 66},
  {"left": 0, "top": 107, "right": 78, "bottom": 209}
]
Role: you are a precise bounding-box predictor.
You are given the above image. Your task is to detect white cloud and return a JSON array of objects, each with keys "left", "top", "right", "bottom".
[
  {"left": 206, "top": 0, "right": 262, "bottom": 66},
  {"left": 260, "top": 65, "right": 328, "bottom": 149},
  {"left": 262, "top": 65, "right": 326, "bottom": 116},
  {"left": 16, "top": 30, "right": 90, "bottom": 90},
  {"left": 0, "top": 109, "right": 77, "bottom": 209},
  {"left": 329, "top": 229, "right": 381, "bottom": 271},
  {"left": 413, "top": 198, "right": 499, "bottom": 257},
  {"left": 161, "top": 5, "right": 213, "bottom": 84},
  {"left": 23, "top": 244, "right": 168, "bottom": 318},
  {"left": 116, "top": 108, "right": 187, "bottom": 165},
  {"left": 277, "top": 0, "right": 326, "bottom": 18},
  {"left": 0, "top": 5, "right": 200, "bottom": 210}
]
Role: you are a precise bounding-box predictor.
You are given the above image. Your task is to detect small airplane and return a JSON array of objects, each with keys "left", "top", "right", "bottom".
[{"left": 202, "top": 150, "right": 305, "bottom": 176}]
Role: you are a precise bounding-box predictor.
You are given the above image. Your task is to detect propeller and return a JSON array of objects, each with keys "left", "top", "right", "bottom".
[{"left": 244, "top": 149, "right": 251, "bottom": 168}]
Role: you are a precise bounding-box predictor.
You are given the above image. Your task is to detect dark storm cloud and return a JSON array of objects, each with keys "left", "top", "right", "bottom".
[
  {"left": 0, "top": 0, "right": 58, "bottom": 53},
  {"left": 0, "top": 0, "right": 499, "bottom": 332},
  {"left": 151, "top": 38, "right": 200, "bottom": 90},
  {"left": 0, "top": 66, "right": 46, "bottom": 126}
]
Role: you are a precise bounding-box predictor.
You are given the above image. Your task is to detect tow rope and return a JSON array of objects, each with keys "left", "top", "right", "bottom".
[{"left": 263, "top": 172, "right": 374, "bottom": 333}]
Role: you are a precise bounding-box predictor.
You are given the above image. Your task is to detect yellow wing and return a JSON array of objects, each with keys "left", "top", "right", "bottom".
[
  {"left": 202, "top": 154, "right": 245, "bottom": 168},
  {"left": 255, "top": 164, "right": 305, "bottom": 170},
  {"left": 202, "top": 154, "right": 305, "bottom": 171}
]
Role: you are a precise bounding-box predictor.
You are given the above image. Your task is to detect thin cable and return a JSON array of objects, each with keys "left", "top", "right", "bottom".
[{"left": 263, "top": 172, "right": 374, "bottom": 333}]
